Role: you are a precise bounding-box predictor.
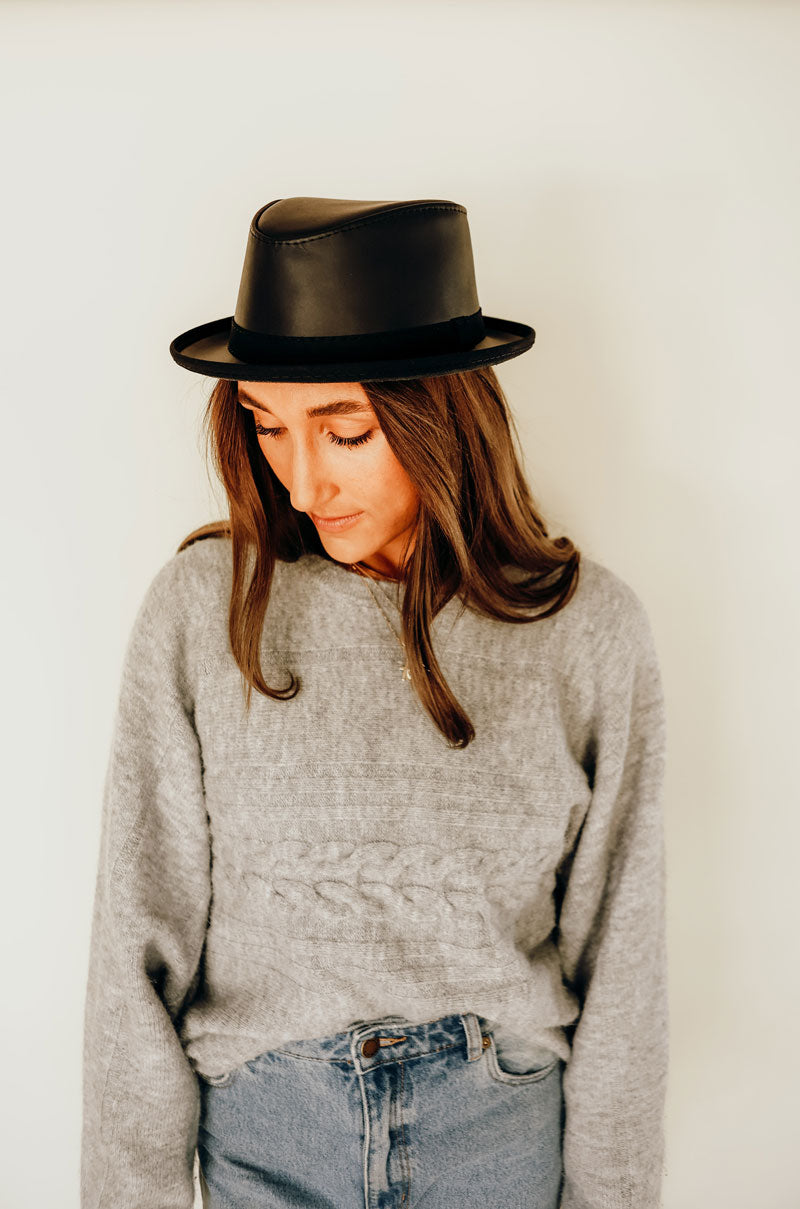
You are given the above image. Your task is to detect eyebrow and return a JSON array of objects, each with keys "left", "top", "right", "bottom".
[{"left": 237, "top": 387, "right": 373, "bottom": 420}]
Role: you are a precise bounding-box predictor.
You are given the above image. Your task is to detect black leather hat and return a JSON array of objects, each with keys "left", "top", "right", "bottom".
[{"left": 169, "top": 196, "right": 535, "bottom": 383}]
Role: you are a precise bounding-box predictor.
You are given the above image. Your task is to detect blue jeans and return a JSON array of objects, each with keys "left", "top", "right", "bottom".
[{"left": 196, "top": 1011, "right": 565, "bottom": 1208}]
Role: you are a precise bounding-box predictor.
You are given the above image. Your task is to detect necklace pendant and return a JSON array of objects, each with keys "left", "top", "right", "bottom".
[{"left": 402, "top": 664, "right": 412, "bottom": 681}]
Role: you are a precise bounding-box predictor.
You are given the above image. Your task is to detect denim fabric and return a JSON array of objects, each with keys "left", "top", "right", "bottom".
[{"left": 196, "top": 1011, "right": 565, "bottom": 1208}]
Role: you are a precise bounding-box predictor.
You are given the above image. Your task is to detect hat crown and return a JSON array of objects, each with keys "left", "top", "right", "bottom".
[
  {"left": 232, "top": 196, "right": 481, "bottom": 348},
  {"left": 252, "top": 196, "right": 463, "bottom": 241}
]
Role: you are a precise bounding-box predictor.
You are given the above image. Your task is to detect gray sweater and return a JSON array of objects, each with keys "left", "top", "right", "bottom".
[{"left": 81, "top": 536, "right": 669, "bottom": 1208}]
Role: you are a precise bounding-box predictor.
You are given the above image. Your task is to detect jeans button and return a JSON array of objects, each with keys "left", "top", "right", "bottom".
[{"left": 361, "top": 1037, "right": 380, "bottom": 1057}]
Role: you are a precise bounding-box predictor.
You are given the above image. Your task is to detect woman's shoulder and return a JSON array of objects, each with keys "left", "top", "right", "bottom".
[
  {"left": 170, "top": 526, "right": 233, "bottom": 586},
  {"left": 128, "top": 530, "right": 234, "bottom": 646},
  {"left": 573, "top": 553, "right": 652, "bottom": 621},
  {"left": 557, "top": 553, "right": 659, "bottom": 668}
]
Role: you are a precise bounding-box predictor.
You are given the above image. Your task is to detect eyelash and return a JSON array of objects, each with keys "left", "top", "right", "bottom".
[{"left": 253, "top": 420, "right": 374, "bottom": 449}]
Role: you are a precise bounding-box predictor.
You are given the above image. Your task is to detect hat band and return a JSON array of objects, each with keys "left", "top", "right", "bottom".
[{"left": 227, "top": 309, "right": 486, "bottom": 366}]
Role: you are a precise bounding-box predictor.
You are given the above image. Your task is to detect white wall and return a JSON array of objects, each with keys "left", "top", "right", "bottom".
[{"left": 1, "top": 2, "right": 797, "bottom": 1206}]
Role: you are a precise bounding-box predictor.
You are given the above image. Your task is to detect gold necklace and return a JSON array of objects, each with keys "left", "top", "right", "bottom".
[{"left": 348, "top": 561, "right": 460, "bottom": 682}]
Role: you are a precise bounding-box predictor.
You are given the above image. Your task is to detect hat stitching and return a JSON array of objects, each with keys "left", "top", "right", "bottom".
[{"left": 249, "top": 203, "right": 466, "bottom": 248}]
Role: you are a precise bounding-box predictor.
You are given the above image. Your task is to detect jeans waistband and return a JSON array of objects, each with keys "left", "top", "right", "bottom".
[{"left": 273, "top": 1011, "right": 491, "bottom": 1071}]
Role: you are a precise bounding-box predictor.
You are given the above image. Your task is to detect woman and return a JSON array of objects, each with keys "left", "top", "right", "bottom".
[{"left": 81, "top": 196, "right": 668, "bottom": 1209}]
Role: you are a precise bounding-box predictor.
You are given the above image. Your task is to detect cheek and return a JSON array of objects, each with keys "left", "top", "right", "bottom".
[
  {"left": 257, "top": 442, "right": 283, "bottom": 479},
  {"left": 365, "top": 445, "right": 417, "bottom": 505},
  {"left": 377, "top": 476, "right": 419, "bottom": 530},
  {"left": 257, "top": 438, "right": 298, "bottom": 476}
]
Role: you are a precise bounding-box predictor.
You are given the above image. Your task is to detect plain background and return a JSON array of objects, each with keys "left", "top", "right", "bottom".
[{"left": 1, "top": 1, "right": 798, "bottom": 1206}]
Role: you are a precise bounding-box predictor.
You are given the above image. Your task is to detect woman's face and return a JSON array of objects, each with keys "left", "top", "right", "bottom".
[{"left": 237, "top": 380, "right": 419, "bottom": 580}]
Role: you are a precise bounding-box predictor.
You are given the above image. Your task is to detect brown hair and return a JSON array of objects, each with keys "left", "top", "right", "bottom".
[{"left": 178, "top": 366, "right": 580, "bottom": 749}]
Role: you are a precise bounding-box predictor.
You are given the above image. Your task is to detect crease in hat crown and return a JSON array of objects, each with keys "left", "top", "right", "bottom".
[
  {"left": 168, "top": 194, "right": 536, "bottom": 382},
  {"left": 248, "top": 196, "right": 467, "bottom": 243}
]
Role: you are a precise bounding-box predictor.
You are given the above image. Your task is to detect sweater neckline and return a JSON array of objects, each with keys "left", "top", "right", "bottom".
[
  {"left": 288, "top": 553, "right": 504, "bottom": 630},
  {"left": 286, "top": 552, "right": 529, "bottom": 615},
  {"left": 298, "top": 551, "right": 408, "bottom": 609},
  {"left": 300, "top": 553, "right": 487, "bottom": 646}
]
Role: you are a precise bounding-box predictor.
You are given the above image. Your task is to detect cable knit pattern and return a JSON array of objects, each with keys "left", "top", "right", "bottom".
[{"left": 81, "top": 538, "right": 668, "bottom": 1209}]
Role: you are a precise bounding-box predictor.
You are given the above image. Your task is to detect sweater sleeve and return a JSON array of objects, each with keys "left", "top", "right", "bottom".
[
  {"left": 81, "top": 558, "right": 211, "bottom": 1209},
  {"left": 555, "top": 586, "right": 669, "bottom": 1209}
]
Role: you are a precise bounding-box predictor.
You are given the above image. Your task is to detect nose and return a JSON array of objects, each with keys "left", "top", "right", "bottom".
[{"left": 285, "top": 436, "right": 337, "bottom": 516}]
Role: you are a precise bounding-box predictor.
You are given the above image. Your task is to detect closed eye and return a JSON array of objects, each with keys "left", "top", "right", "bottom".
[{"left": 253, "top": 420, "right": 375, "bottom": 449}]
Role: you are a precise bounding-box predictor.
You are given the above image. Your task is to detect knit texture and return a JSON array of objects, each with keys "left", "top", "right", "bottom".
[{"left": 81, "top": 537, "right": 669, "bottom": 1208}]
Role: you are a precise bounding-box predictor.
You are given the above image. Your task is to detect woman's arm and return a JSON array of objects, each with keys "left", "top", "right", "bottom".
[
  {"left": 81, "top": 557, "right": 211, "bottom": 1208},
  {"left": 555, "top": 583, "right": 669, "bottom": 1209}
]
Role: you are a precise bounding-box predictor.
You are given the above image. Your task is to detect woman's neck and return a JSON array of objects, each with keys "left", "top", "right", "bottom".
[{"left": 348, "top": 560, "right": 404, "bottom": 584}]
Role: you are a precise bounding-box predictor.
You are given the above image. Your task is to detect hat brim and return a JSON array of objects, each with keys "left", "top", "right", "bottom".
[{"left": 169, "top": 315, "right": 535, "bottom": 383}]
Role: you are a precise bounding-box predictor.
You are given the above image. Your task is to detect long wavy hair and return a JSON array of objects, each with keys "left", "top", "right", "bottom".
[{"left": 178, "top": 366, "right": 580, "bottom": 749}]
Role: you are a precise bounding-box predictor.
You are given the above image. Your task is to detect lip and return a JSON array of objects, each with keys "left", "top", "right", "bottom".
[{"left": 310, "top": 511, "right": 364, "bottom": 532}]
